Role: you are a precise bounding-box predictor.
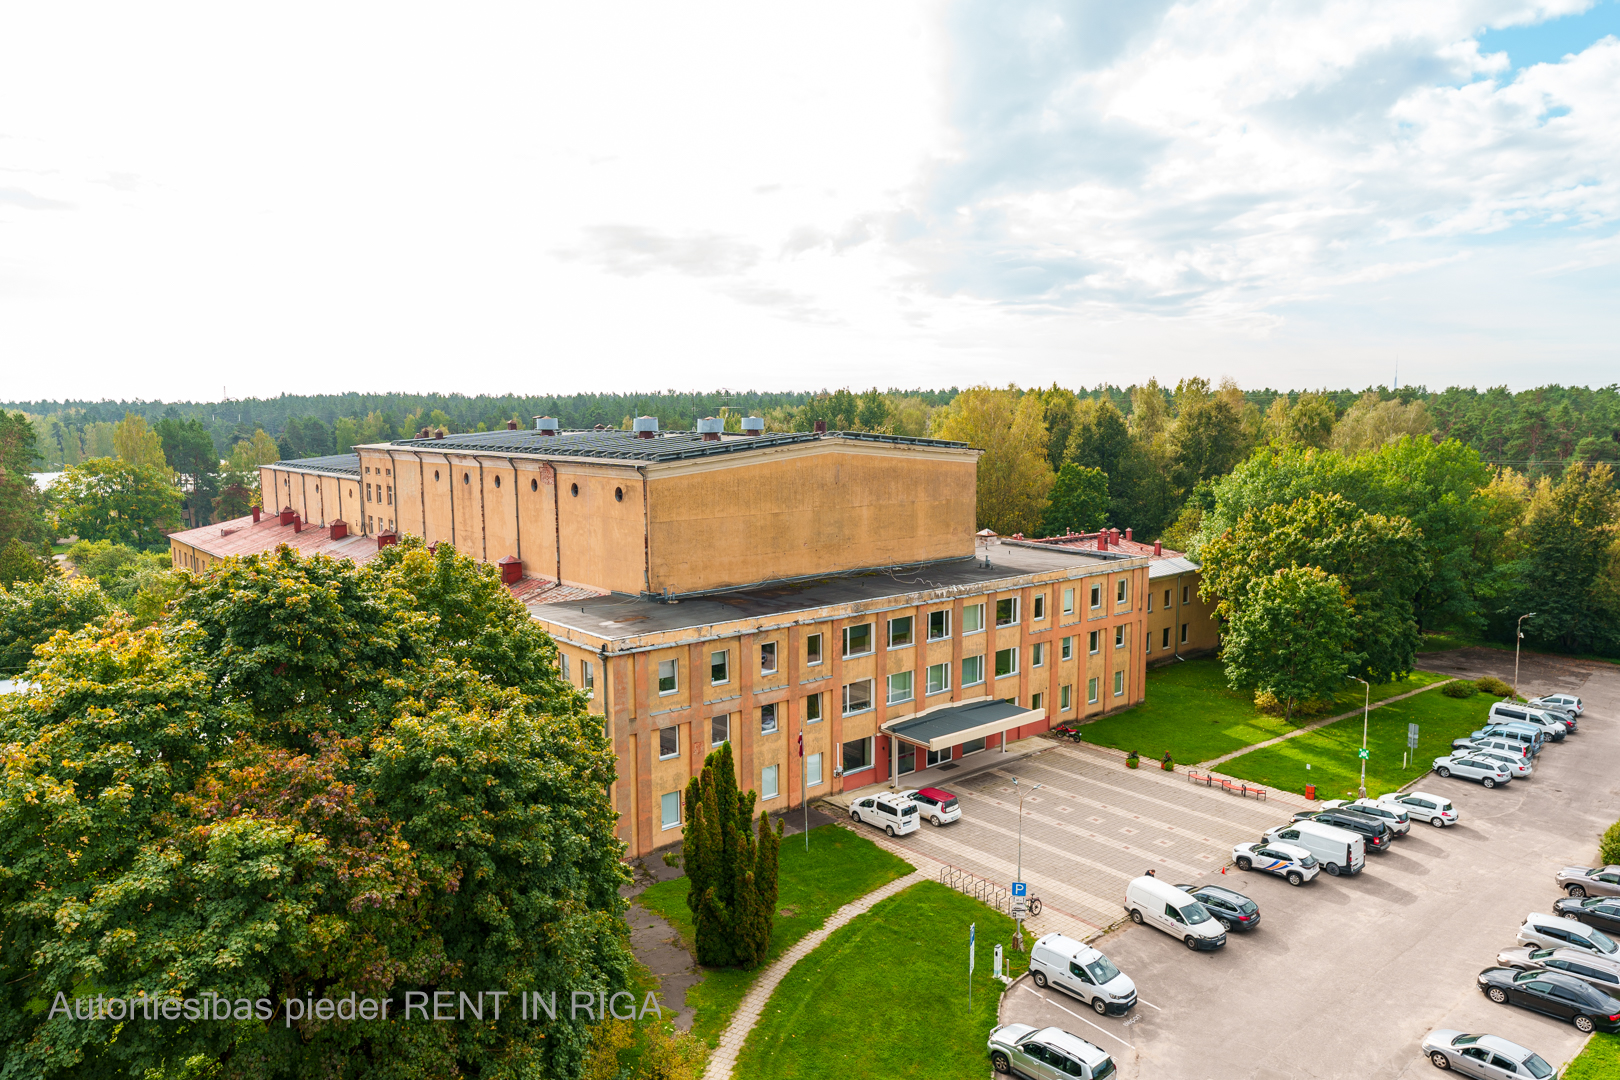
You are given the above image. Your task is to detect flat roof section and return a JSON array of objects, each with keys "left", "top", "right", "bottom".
[
  {"left": 882, "top": 698, "right": 1043, "bottom": 752},
  {"left": 377, "top": 428, "right": 970, "bottom": 464},
  {"left": 528, "top": 541, "right": 1143, "bottom": 645},
  {"left": 272, "top": 453, "right": 361, "bottom": 476}
]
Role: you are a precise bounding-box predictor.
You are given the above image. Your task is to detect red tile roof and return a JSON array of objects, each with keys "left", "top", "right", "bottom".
[{"left": 992, "top": 528, "right": 1187, "bottom": 561}]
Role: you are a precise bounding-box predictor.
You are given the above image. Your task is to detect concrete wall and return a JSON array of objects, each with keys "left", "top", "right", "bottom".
[
  {"left": 259, "top": 466, "right": 363, "bottom": 531},
  {"left": 1145, "top": 568, "right": 1220, "bottom": 666}
]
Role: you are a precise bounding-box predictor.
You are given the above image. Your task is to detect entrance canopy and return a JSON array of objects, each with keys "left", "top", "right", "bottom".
[{"left": 880, "top": 698, "right": 1046, "bottom": 753}]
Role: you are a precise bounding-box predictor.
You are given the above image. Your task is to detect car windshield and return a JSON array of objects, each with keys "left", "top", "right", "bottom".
[
  {"left": 1523, "top": 1054, "right": 1554, "bottom": 1079},
  {"left": 1453, "top": 1035, "right": 1481, "bottom": 1045},
  {"left": 1589, "top": 929, "right": 1618, "bottom": 954},
  {"left": 1298, "top": 854, "right": 1317, "bottom": 868},
  {"left": 1085, "top": 955, "right": 1121, "bottom": 984},
  {"left": 1093, "top": 1058, "right": 1116, "bottom": 1080},
  {"left": 1181, "top": 903, "right": 1213, "bottom": 925}
]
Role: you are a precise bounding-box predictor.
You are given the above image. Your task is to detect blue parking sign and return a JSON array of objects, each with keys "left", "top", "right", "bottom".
[{"left": 1011, "top": 881, "right": 1027, "bottom": 897}]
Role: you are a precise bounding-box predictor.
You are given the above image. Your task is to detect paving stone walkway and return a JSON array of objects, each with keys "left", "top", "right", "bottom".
[
  {"left": 702, "top": 864, "right": 929, "bottom": 1080},
  {"left": 1195, "top": 677, "right": 1455, "bottom": 769}
]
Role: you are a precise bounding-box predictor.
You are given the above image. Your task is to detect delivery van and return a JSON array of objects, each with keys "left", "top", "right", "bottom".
[
  {"left": 1262, "top": 820, "right": 1365, "bottom": 877},
  {"left": 1124, "top": 875, "right": 1227, "bottom": 951}
]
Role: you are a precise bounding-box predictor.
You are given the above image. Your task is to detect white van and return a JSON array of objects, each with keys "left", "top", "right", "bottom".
[
  {"left": 848, "top": 792, "right": 919, "bottom": 836},
  {"left": 1262, "top": 820, "right": 1365, "bottom": 877},
  {"left": 1027, "top": 933, "right": 1138, "bottom": 1015},
  {"left": 1124, "top": 875, "right": 1227, "bottom": 951}
]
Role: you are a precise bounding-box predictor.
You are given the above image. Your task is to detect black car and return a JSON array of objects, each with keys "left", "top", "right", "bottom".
[
  {"left": 1555, "top": 896, "right": 1620, "bottom": 935},
  {"left": 1173, "top": 884, "right": 1260, "bottom": 931},
  {"left": 1290, "top": 808, "right": 1393, "bottom": 851},
  {"left": 1477, "top": 967, "right": 1620, "bottom": 1033}
]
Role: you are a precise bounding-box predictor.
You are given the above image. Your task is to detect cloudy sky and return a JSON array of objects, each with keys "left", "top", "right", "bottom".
[{"left": 2, "top": 1, "right": 1617, "bottom": 401}]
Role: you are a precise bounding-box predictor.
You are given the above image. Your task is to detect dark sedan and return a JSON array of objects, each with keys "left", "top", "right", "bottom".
[
  {"left": 1173, "top": 884, "right": 1260, "bottom": 932},
  {"left": 1555, "top": 896, "right": 1620, "bottom": 936},
  {"left": 1477, "top": 967, "right": 1620, "bottom": 1033},
  {"left": 1290, "top": 808, "right": 1393, "bottom": 851}
]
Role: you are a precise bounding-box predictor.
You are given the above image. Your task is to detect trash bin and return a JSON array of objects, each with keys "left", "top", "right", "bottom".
[{"left": 1305, "top": 784, "right": 1316, "bottom": 800}]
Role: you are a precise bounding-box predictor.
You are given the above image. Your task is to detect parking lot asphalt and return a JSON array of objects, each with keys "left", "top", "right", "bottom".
[{"left": 999, "top": 651, "right": 1620, "bottom": 1079}]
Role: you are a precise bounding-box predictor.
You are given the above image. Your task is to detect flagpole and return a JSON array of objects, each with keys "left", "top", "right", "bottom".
[{"left": 800, "top": 725, "right": 808, "bottom": 851}]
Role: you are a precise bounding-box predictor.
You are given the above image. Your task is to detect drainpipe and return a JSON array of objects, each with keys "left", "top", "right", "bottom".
[{"left": 638, "top": 464, "right": 652, "bottom": 597}]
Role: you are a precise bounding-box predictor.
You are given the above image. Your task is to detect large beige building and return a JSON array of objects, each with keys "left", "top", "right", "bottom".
[{"left": 172, "top": 420, "right": 1170, "bottom": 858}]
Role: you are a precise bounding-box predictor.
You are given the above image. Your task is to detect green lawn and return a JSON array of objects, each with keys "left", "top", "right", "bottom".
[
  {"left": 1219, "top": 686, "right": 1498, "bottom": 800},
  {"left": 1077, "top": 657, "right": 1446, "bottom": 765},
  {"left": 733, "top": 880, "right": 1016, "bottom": 1080},
  {"left": 1564, "top": 1032, "right": 1620, "bottom": 1079},
  {"left": 634, "top": 825, "right": 911, "bottom": 1048}
]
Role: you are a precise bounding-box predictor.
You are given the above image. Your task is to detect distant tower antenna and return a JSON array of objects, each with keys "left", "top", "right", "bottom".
[{"left": 1393, "top": 358, "right": 1398, "bottom": 392}]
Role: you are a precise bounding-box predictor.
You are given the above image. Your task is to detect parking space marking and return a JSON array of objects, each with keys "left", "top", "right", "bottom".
[
  {"left": 1004, "top": 756, "right": 1283, "bottom": 835},
  {"left": 1013, "top": 986, "right": 1134, "bottom": 1050},
  {"left": 949, "top": 788, "right": 1206, "bottom": 876}
]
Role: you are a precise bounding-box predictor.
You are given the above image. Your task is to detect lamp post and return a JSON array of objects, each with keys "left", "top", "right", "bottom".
[
  {"left": 1347, "top": 675, "right": 1370, "bottom": 798},
  {"left": 1013, "top": 778, "right": 1043, "bottom": 941},
  {"left": 1514, "top": 613, "right": 1536, "bottom": 702}
]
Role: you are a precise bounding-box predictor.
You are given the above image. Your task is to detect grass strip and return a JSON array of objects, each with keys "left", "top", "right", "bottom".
[
  {"left": 1563, "top": 1032, "right": 1620, "bottom": 1079},
  {"left": 733, "top": 880, "right": 1017, "bottom": 1080},
  {"left": 634, "top": 824, "right": 911, "bottom": 1048}
]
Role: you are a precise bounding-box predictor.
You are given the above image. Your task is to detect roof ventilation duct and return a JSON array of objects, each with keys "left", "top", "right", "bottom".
[
  {"left": 742, "top": 416, "right": 764, "bottom": 437},
  {"left": 633, "top": 416, "right": 659, "bottom": 439},
  {"left": 534, "top": 416, "right": 560, "bottom": 435},
  {"left": 698, "top": 417, "right": 724, "bottom": 442}
]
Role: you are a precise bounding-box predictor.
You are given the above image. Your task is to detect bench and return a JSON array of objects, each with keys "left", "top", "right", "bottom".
[{"left": 1187, "top": 771, "right": 1267, "bottom": 801}]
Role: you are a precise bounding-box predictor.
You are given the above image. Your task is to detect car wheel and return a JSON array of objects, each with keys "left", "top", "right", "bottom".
[
  {"left": 1487, "top": 986, "right": 1508, "bottom": 1004},
  {"left": 991, "top": 1051, "right": 1011, "bottom": 1074},
  {"left": 850, "top": 810, "right": 860, "bottom": 823},
  {"left": 1286, "top": 871, "right": 1304, "bottom": 887},
  {"left": 1028, "top": 898, "right": 1042, "bottom": 916},
  {"left": 885, "top": 825, "right": 895, "bottom": 837},
  {"left": 1236, "top": 857, "right": 1252, "bottom": 871},
  {"left": 1569, "top": 885, "right": 1588, "bottom": 898},
  {"left": 932, "top": 817, "right": 943, "bottom": 827},
  {"left": 1325, "top": 862, "right": 1341, "bottom": 877},
  {"left": 1130, "top": 909, "right": 1144, "bottom": 925},
  {"left": 1436, "top": 767, "right": 1451, "bottom": 778},
  {"left": 1429, "top": 1051, "right": 1451, "bottom": 1070},
  {"left": 1575, "top": 1014, "right": 1597, "bottom": 1033},
  {"left": 1184, "top": 936, "right": 1199, "bottom": 951},
  {"left": 1482, "top": 778, "right": 1496, "bottom": 789},
  {"left": 1430, "top": 817, "right": 1445, "bottom": 828},
  {"left": 1092, "top": 997, "right": 1108, "bottom": 1016},
  {"left": 1032, "top": 970, "right": 1048, "bottom": 988}
]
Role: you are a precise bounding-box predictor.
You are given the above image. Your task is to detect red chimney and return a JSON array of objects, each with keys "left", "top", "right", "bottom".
[
  {"left": 506, "top": 419, "right": 518, "bottom": 430},
  {"left": 1154, "top": 540, "right": 1163, "bottom": 556},
  {"left": 1110, "top": 528, "right": 1120, "bottom": 545},
  {"left": 292, "top": 514, "right": 303, "bottom": 533},
  {"left": 377, "top": 531, "right": 398, "bottom": 550},
  {"left": 251, "top": 506, "right": 261, "bottom": 523},
  {"left": 1125, "top": 528, "right": 1133, "bottom": 542},
  {"left": 279, "top": 506, "right": 295, "bottom": 526},
  {"left": 330, "top": 519, "right": 348, "bottom": 540},
  {"left": 1096, "top": 534, "right": 1107, "bottom": 550},
  {"left": 813, "top": 420, "right": 827, "bottom": 434},
  {"left": 498, "top": 555, "right": 522, "bottom": 585}
]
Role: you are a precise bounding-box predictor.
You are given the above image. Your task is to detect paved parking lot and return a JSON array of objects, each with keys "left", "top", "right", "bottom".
[{"left": 1000, "top": 651, "right": 1620, "bottom": 1079}]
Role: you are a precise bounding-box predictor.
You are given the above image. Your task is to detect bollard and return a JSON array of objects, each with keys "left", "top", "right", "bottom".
[{"left": 994, "top": 944, "right": 1004, "bottom": 979}]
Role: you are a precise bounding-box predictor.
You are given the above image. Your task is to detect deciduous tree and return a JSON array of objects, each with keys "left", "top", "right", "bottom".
[
  {"left": 1221, "top": 566, "right": 1357, "bottom": 721},
  {"left": 1040, "top": 463, "right": 1109, "bottom": 536},
  {"left": 50, "top": 458, "right": 182, "bottom": 550},
  {"left": 932, "top": 388, "right": 1054, "bottom": 536},
  {"left": 0, "top": 576, "right": 112, "bottom": 676}
]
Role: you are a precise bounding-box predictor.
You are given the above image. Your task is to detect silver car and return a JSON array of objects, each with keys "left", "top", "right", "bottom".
[
  {"left": 1420, "top": 1030, "right": 1555, "bottom": 1078},
  {"left": 1321, "top": 798, "right": 1411, "bottom": 836},
  {"left": 1517, "top": 912, "right": 1620, "bottom": 958},
  {"left": 1495, "top": 946, "right": 1620, "bottom": 994},
  {"left": 1379, "top": 791, "right": 1459, "bottom": 827},
  {"left": 1432, "top": 755, "right": 1512, "bottom": 788},
  {"left": 1468, "top": 748, "right": 1533, "bottom": 778},
  {"left": 988, "top": 1024, "right": 1116, "bottom": 1079},
  {"left": 1536, "top": 693, "right": 1583, "bottom": 716},
  {"left": 1557, "top": 865, "right": 1620, "bottom": 898}
]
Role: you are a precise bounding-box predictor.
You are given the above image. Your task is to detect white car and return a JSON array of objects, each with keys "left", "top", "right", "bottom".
[
  {"left": 1420, "top": 1030, "right": 1556, "bottom": 1078},
  {"left": 898, "top": 787, "right": 961, "bottom": 826},
  {"left": 849, "top": 792, "right": 919, "bottom": 837},
  {"left": 1027, "top": 933, "right": 1137, "bottom": 1015},
  {"left": 1470, "top": 748, "right": 1533, "bottom": 778},
  {"left": 1321, "top": 798, "right": 1411, "bottom": 837},
  {"left": 1537, "top": 693, "right": 1583, "bottom": 716},
  {"left": 1379, "top": 791, "right": 1459, "bottom": 828},
  {"left": 1432, "top": 755, "right": 1512, "bottom": 788},
  {"left": 1232, "top": 841, "right": 1320, "bottom": 886}
]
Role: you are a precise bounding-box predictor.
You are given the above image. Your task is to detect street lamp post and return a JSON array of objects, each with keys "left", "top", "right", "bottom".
[
  {"left": 1347, "top": 675, "right": 1370, "bottom": 798},
  {"left": 1514, "top": 613, "right": 1537, "bottom": 702},
  {"left": 1013, "top": 778, "right": 1043, "bottom": 943}
]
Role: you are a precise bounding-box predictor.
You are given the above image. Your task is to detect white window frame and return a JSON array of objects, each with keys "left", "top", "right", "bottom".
[
  {"left": 1031, "top": 691, "right": 1043, "bottom": 712},
  {"left": 658, "top": 659, "right": 678, "bottom": 695},
  {"left": 806, "top": 632, "right": 823, "bottom": 666},
  {"left": 1088, "top": 630, "right": 1099, "bottom": 655},
  {"left": 962, "top": 655, "right": 985, "bottom": 687},
  {"left": 806, "top": 752, "right": 824, "bottom": 787},
  {"left": 842, "top": 678, "right": 874, "bottom": 716},
  {"left": 888, "top": 615, "right": 914, "bottom": 648},
  {"left": 1181, "top": 622, "right": 1189, "bottom": 644},
  {"left": 660, "top": 791, "right": 682, "bottom": 831},
  {"left": 926, "top": 662, "right": 950, "bottom": 696},
  {"left": 710, "top": 649, "right": 729, "bottom": 686},
  {"left": 1031, "top": 642, "right": 1045, "bottom": 668},
  {"left": 1088, "top": 677, "right": 1099, "bottom": 704},
  {"left": 760, "top": 642, "right": 778, "bottom": 676},
  {"left": 761, "top": 764, "right": 779, "bottom": 801},
  {"left": 962, "top": 603, "right": 985, "bottom": 634},
  {"left": 1061, "top": 636, "right": 1073, "bottom": 661},
  {"left": 583, "top": 660, "right": 594, "bottom": 691},
  {"left": 760, "top": 703, "right": 778, "bottom": 735},
  {"left": 887, "top": 670, "right": 914, "bottom": 705},
  {"left": 712, "top": 713, "right": 730, "bottom": 747},
  {"left": 1115, "top": 626, "right": 1125, "bottom": 649},
  {"left": 1061, "top": 683, "right": 1072, "bottom": 712},
  {"left": 1114, "top": 670, "right": 1126, "bottom": 697},
  {"left": 995, "top": 597, "right": 1019, "bottom": 627},
  {"left": 804, "top": 692, "right": 823, "bottom": 723},
  {"left": 1117, "top": 579, "right": 1129, "bottom": 605},
  {"left": 1062, "top": 587, "right": 1074, "bottom": 615},
  {"left": 995, "top": 647, "right": 1019, "bottom": 679},
  {"left": 842, "top": 736, "right": 874, "bottom": 775},
  {"left": 1183, "top": 585, "right": 1190, "bottom": 604},
  {"left": 1146, "top": 592, "right": 1154, "bottom": 613},
  {"left": 1032, "top": 594, "right": 1046, "bottom": 620},
  {"left": 926, "top": 609, "right": 950, "bottom": 641},
  {"left": 842, "top": 623, "right": 874, "bottom": 659},
  {"left": 658, "top": 726, "right": 679, "bottom": 760},
  {"left": 1090, "top": 583, "right": 1102, "bottom": 610}
]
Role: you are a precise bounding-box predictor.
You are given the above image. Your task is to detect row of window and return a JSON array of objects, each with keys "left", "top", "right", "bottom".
[
  {"left": 658, "top": 735, "right": 879, "bottom": 829},
  {"left": 366, "top": 482, "right": 393, "bottom": 505}
]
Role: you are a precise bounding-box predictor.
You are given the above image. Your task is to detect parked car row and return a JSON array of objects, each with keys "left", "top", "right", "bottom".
[
  {"left": 1470, "top": 903, "right": 1620, "bottom": 1036},
  {"left": 1440, "top": 696, "right": 1582, "bottom": 788},
  {"left": 847, "top": 786, "right": 962, "bottom": 836}
]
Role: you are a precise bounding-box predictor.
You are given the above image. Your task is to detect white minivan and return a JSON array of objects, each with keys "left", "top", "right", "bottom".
[
  {"left": 1261, "top": 820, "right": 1365, "bottom": 877},
  {"left": 848, "top": 792, "right": 919, "bottom": 836},
  {"left": 1124, "top": 875, "right": 1227, "bottom": 951},
  {"left": 1027, "top": 933, "right": 1138, "bottom": 1015}
]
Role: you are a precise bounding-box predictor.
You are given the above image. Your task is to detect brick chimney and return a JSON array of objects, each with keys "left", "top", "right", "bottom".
[
  {"left": 279, "top": 506, "right": 295, "bottom": 526},
  {"left": 497, "top": 555, "right": 522, "bottom": 585},
  {"left": 1154, "top": 540, "right": 1163, "bottom": 555},
  {"left": 813, "top": 420, "right": 827, "bottom": 434},
  {"left": 433, "top": 429, "right": 446, "bottom": 439},
  {"left": 251, "top": 506, "right": 261, "bottom": 523},
  {"left": 1110, "top": 528, "right": 1120, "bottom": 545},
  {"left": 1125, "top": 528, "right": 1132, "bottom": 542},
  {"left": 292, "top": 514, "right": 303, "bottom": 533},
  {"left": 506, "top": 419, "right": 518, "bottom": 430},
  {"left": 377, "top": 531, "right": 398, "bottom": 550},
  {"left": 330, "top": 519, "right": 348, "bottom": 540},
  {"left": 1096, "top": 533, "right": 1107, "bottom": 550}
]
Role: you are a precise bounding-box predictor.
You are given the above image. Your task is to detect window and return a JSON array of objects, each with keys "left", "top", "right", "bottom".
[
  {"left": 842, "top": 679, "right": 874, "bottom": 715},
  {"left": 1181, "top": 623, "right": 1189, "bottom": 644},
  {"left": 761, "top": 764, "right": 779, "bottom": 800},
  {"left": 804, "top": 693, "right": 822, "bottom": 723},
  {"left": 583, "top": 661, "right": 594, "bottom": 691},
  {"left": 962, "top": 736, "right": 987, "bottom": 755},
  {"left": 1060, "top": 684, "right": 1072, "bottom": 711},
  {"left": 386, "top": 486, "right": 393, "bottom": 505},
  {"left": 995, "top": 597, "right": 1018, "bottom": 626},
  {"left": 926, "top": 747, "right": 952, "bottom": 767},
  {"left": 1032, "top": 642, "right": 1045, "bottom": 668},
  {"left": 806, "top": 752, "right": 824, "bottom": 787},
  {"left": 1116, "top": 579, "right": 1129, "bottom": 604},
  {"left": 887, "top": 670, "right": 914, "bottom": 705},
  {"left": 1163, "top": 627, "right": 1172, "bottom": 649},
  {"left": 366, "top": 483, "right": 373, "bottom": 502},
  {"left": 1061, "top": 636, "right": 1073, "bottom": 661},
  {"left": 995, "top": 648, "right": 1018, "bottom": 678},
  {"left": 926, "top": 663, "right": 950, "bottom": 695},
  {"left": 888, "top": 616, "right": 914, "bottom": 648},
  {"left": 927, "top": 609, "right": 950, "bottom": 640},
  {"left": 1062, "top": 587, "right": 1074, "bottom": 614},
  {"left": 760, "top": 642, "right": 778, "bottom": 675},
  {"left": 1147, "top": 592, "right": 1153, "bottom": 613},
  {"left": 842, "top": 737, "right": 873, "bottom": 774},
  {"left": 1114, "top": 626, "right": 1125, "bottom": 649},
  {"left": 1031, "top": 691, "right": 1043, "bottom": 712},
  {"left": 842, "top": 623, "right": 873, "bottom": 658},
  {"left": 1182, "top": 585, "right": 1190, "bottom": 604},
  {"left": 659, "top": 726, "right": 679, "bottom": 760},
  {"left": 711, "top": 650, "right": 729, "bottom": 685},
  {"left": 760, "top": 703, "right": 778, "bottom": 734},
  {"left": 1165, "top": 588, "right": 1172, "bottom": 607},
  {"left": 1090, "top": 584, "right": 1101, "bottom": 609},
  {"left": 806, "top": 633, "right": 823, "bottom": 665},
  {"left": 1088, "top": 630, "right": 1099, "bottom": 655},
  {"left": 1032, "top": 594, "right": 1046, "bottom": 620},
  {"left": 963, "top": 603, "right": 984, "bottom": 633},
  {"left": 660, "top": 791, "right": 681, "bottom": 830},
  {"left": 712, "top": 714, "right": 730, "bottom": 747},
  {"left": 1114, "top": 670, "right": 1125, "bottom": 697},
  {"left": 1088, "top": 677, "right": 1099, "bottom": 704},
  {"left": 962, "top": 655, "right": 985, "bottom": 686},
  {"left": 1145, "top": 630, "right": 1153, "bottom": 653},
  {"left": 560, "top": 654, "right": 571, "bottom": 681},
  {"left": 897, "top": 742, "right": 915, "bottom": 775},
  {"left": 658, "top": 659, "right": 678, "bottom": 694}
]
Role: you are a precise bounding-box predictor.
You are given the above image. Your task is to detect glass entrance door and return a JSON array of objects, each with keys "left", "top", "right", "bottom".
[
  {"left": 926, "top": 746, "right": 953, "bottom": 767},
  {"left": 897, "top": 741, "right": 916, "bottom": 775}
]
